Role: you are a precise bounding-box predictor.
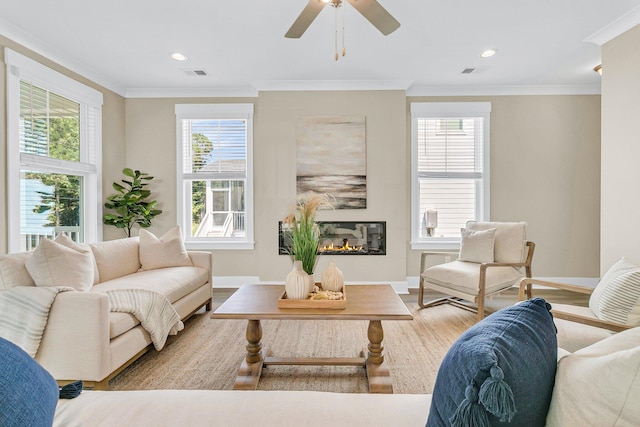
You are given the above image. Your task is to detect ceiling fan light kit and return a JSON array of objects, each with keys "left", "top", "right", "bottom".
[{"left": 285, "top": 0, "right": 400, "bottom": 61}]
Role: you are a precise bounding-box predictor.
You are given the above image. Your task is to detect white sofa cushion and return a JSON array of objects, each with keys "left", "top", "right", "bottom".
[
  {"left": 546, "top": 326, "right": 640, "bottom": 426},
  {"left": 25, "top": 236, "right": 94, "bottom": 291},
  {"left": 458, "top": 228, "right": 495, "bottom": 263},
  {"left": 91, "top": 266, "right": 208, "bottom": 304},
  {"left": 54, "top": 390, "right": 431, "bottom": 427},
  {"left": 0, "top": 252, "right": 35, "bottom": 290},
  {"left": 139, "top": 226, "right": 192, "bottom": 271},
  {"left": 589, "top": 257, "right": 640, "bottom": 326},
  {"left": 465, "top": 221, "right": 527, "bottom": 263},
  {"left": 422, "top": 260, "right": 523, "bottom": 295},
  {"left": 109, "top": 312, "right": 140, "bottom": 340},
  {"left": 90, "top": 237, "right": 141, "bottom": 283}
]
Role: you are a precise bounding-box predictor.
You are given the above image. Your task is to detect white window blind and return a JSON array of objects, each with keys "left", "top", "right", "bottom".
[
  {"left": 175, "top": 103, "right": 254, "bottom": 250},
  {"left": 417, "top": 117, "right": 484, "bottom": 237},
  {"left": 181, "top": 119, "right": 247, "bottom": 179},
  {"left": 6, "top": 48, "right": 103, "bottom": 252},
  {"left": 20, "top": 81, "right": 82, "bottom": 161},
  {"left": 411, "top": 102, "right": 490, "bottom": 249}
]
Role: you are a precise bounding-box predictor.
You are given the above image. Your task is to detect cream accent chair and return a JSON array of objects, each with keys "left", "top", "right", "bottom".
[{"left": 419, "top": 221, "right": 535, "bottom": 321}]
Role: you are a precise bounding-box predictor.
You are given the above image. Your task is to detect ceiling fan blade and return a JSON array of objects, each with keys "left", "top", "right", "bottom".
[
  {"left": 285, "top": 0, "right": 328, "bottom": 38},
  {"left": 346, "top": 0, "right": 400, "bottom": 35}
]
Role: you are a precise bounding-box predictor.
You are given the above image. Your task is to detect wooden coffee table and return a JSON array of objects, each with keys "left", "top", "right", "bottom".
[{"left": 211, "top": 284, "right": 413, "bottom": 393}]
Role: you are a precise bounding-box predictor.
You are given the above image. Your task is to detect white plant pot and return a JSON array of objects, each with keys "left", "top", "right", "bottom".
[{"left": 285, "top": 260, "right": 310, "bottom": 300}]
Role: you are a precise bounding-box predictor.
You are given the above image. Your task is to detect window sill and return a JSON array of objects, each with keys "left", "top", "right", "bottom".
[{"left": 185, "top": 240, "right": 255, "bottom": 250}]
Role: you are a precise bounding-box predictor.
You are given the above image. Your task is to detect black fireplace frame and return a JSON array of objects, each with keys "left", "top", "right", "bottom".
[{"left": 279, "top": 221, "right": 386, "bottom": 256}]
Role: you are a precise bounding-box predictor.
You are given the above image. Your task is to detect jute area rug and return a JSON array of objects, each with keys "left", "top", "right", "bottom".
[{"left": 110, "top": 291, "right": 478, "bottom": 394}]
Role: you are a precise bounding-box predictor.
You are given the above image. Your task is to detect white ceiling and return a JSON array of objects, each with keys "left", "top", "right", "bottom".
[{"left": 2, "top": 1, "right": 640, "bottom": 97}]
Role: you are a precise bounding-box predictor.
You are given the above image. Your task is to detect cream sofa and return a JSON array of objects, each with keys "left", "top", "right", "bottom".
[
  {"left": 0, "top": 236, "right": 212, "bottom": 390},
  {"left": 51, "top": 326, "right": 640, "bottom": 426}
]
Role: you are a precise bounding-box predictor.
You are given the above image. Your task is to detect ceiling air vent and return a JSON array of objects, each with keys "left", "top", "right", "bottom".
[
  {"left": 182, "top": 69, "right": 209, "bottom": 77},
  {"left": 461, "top": 67, "right": 475, "bottom": 74}
]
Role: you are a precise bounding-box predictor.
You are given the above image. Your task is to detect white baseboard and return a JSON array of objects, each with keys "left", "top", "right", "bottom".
[
  {"left": 214, "top": 276, "right": 597, "bottom": 293},
  {"left": 406, "top": 276, "right": 599, "bottom": 289},
  {"left": 213, "top": 276, "right": 261, "bottom": 288},
  {"left": 213, "top": 276, "right": 409, "bottom": 294}
]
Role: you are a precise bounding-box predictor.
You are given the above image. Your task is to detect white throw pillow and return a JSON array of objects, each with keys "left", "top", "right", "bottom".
[
  {"left": 465, "top": 221, "right": 527, "bottom": 263},
  {"left": 139, "top": 226, "right": 192, "bottom": 271},
  {"left": 546, "top": 327, "right": 640, "bottom": 426},
  {"left": 458, "top": 228, "right": 496, "bottom": 264},
  {"left": 25, "top": 235, "right": 94, "bottom": 291},
  {"left": 0, "top": 252, "right": 36, "bottom": 290},
  {"left": 90, "top": 237, "right": 141, "bottom": 282},
  {"left": 589, "top": 257, "right": 640, "bottom": 326}
]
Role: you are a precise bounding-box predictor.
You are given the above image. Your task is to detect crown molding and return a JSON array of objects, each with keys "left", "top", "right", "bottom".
[
  {"left": 252, "top": 80, "right": 413, "bottom": 92},
  {"left": 0, "top": 19, "right": 126, "bottom": 96},
  {"left": 125, "top": 87, "right": 259, "bottom": 98},
  {"left": 406, "top": 84, "right": 601, "bottom": 97},
  {"left": 584, "top": 5, "right": 640, "bottom": 46}
]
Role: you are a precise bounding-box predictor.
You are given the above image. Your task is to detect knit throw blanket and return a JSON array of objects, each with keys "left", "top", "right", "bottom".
[
  {"left": 106, "top": 289, "right": 184, "bottom": 351},
  {"left": 0, "top": 286, "right": 73, "bottom": 357}
]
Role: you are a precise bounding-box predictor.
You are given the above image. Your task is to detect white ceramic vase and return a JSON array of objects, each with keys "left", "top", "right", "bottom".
[
  {"left": 321, "top": 260, "right": 344, "bottom": 291},
  {"left": 285, "top": 260, "right": 310, "bottom": 300}
]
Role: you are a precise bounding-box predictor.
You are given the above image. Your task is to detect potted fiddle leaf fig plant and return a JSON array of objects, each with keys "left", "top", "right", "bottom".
[{"left": 104, "top": 168, "right": 163, "bottom": 237}]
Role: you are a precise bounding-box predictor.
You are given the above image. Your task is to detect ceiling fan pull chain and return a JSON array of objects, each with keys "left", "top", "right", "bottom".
[
  {"left": 342, "top": 2, "right": 346, "bottom": 57},
  {"left": 334, "top": 4, "right": 339, "bottom": 61}
]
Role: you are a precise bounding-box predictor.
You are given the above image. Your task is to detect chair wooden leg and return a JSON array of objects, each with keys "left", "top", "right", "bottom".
[
  {"left": 418, "top": 278, "right": 427, "bottom": 308},
  {"left": 420, "top": 297, "right": 452, "bottom": 309},
  {"left": 476, "top": 296, "right": 485, "bottom": 321}
]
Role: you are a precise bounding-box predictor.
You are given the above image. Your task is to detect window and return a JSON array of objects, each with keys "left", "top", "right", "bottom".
[
  {"left": 5, "top": 49, "right": 103, "bottom": 252},
  {"left": 410, "top": 102, "right": 491, "bottom": 249},
  {"left": 175, "top": 104, "right": 254, "bottom": 249}
]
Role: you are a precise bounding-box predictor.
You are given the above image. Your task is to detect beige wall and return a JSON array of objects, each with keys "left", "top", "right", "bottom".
[
  {"left": 601, "top": 24, "right": 640, "bottom": 271},
  {"left": 407, "top": 96, "right": 601, "bottom": 279},
  {"left": 124, "top": 91, "right": 408, "bottom": 282},
  {"left": 1, "top": 36, "right": 603, "bottom": 282},
  {"left": 0, "top": 46, "right": 6, "bottom": 254},
  {"left": 0, "top": 37, "right": 126, "bottom": 249},
  {"left": 126, "top": 91, "right": 600, "bottom": 282}
]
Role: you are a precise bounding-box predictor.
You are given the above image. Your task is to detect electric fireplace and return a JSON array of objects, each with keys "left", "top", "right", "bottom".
[{"left": 279, "top": 221, "right": 386, "bottom": 255}]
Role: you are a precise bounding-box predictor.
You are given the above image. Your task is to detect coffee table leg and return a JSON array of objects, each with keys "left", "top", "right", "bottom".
[
  {"left": 365, "top": 320, "right": 393, "bottom": 393},
  {"left": 233, "top": 319, "right": 264, "bottom": 390},
  {"left": 245, "top": 319, "right": 263, "bottom": 363},
  {"left": 367, "top": 320, "right": 384, "bottom": 364}
]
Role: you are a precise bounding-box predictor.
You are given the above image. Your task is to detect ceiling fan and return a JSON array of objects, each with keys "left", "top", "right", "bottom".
[{"left": 285, "top": 0, "right": 400, "bottom": 39}]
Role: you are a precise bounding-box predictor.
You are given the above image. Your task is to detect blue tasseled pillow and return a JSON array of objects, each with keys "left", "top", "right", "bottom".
[
  {"left": 0, "top": 337, "right": 60, "bottom": 427},
  {"left": 426, "top": 298, "right": 557, "bottom": 427}
]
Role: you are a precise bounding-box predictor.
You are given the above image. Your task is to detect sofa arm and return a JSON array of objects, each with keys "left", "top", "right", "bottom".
[
  {"left": 35, "top": 292, "right": 111, "bottom": 382},
  {"left": 189, "top": 251, "right": 213, "bottom": 284}
]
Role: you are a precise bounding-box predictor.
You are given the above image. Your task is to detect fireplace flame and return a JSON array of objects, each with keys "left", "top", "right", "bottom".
[{"left": 319, "top": 238, "right": 364, "bottom": 253}]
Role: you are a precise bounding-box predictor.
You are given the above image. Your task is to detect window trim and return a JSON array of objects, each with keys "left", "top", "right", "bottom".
[
  {"left": 410, "top": 102, "right": 491, "bottom": 250},
  {"left": 5, "top": 48, "right": 103, "bottom": 252},
  {"left": 175, "top": 103, "right": 254, "bottom": 250}
]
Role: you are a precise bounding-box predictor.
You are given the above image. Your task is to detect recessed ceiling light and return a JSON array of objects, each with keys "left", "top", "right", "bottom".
[
  {"left": 480, "top": 49, "right": 496, "bottom": 58},
  {"left": 171, "top": 52, "right": 188, "bottom": 61}
]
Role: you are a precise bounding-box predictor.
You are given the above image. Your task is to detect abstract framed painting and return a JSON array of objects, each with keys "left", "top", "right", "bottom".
[{"left": 296, "top": 115, "right": 366, "bottom": 209}]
